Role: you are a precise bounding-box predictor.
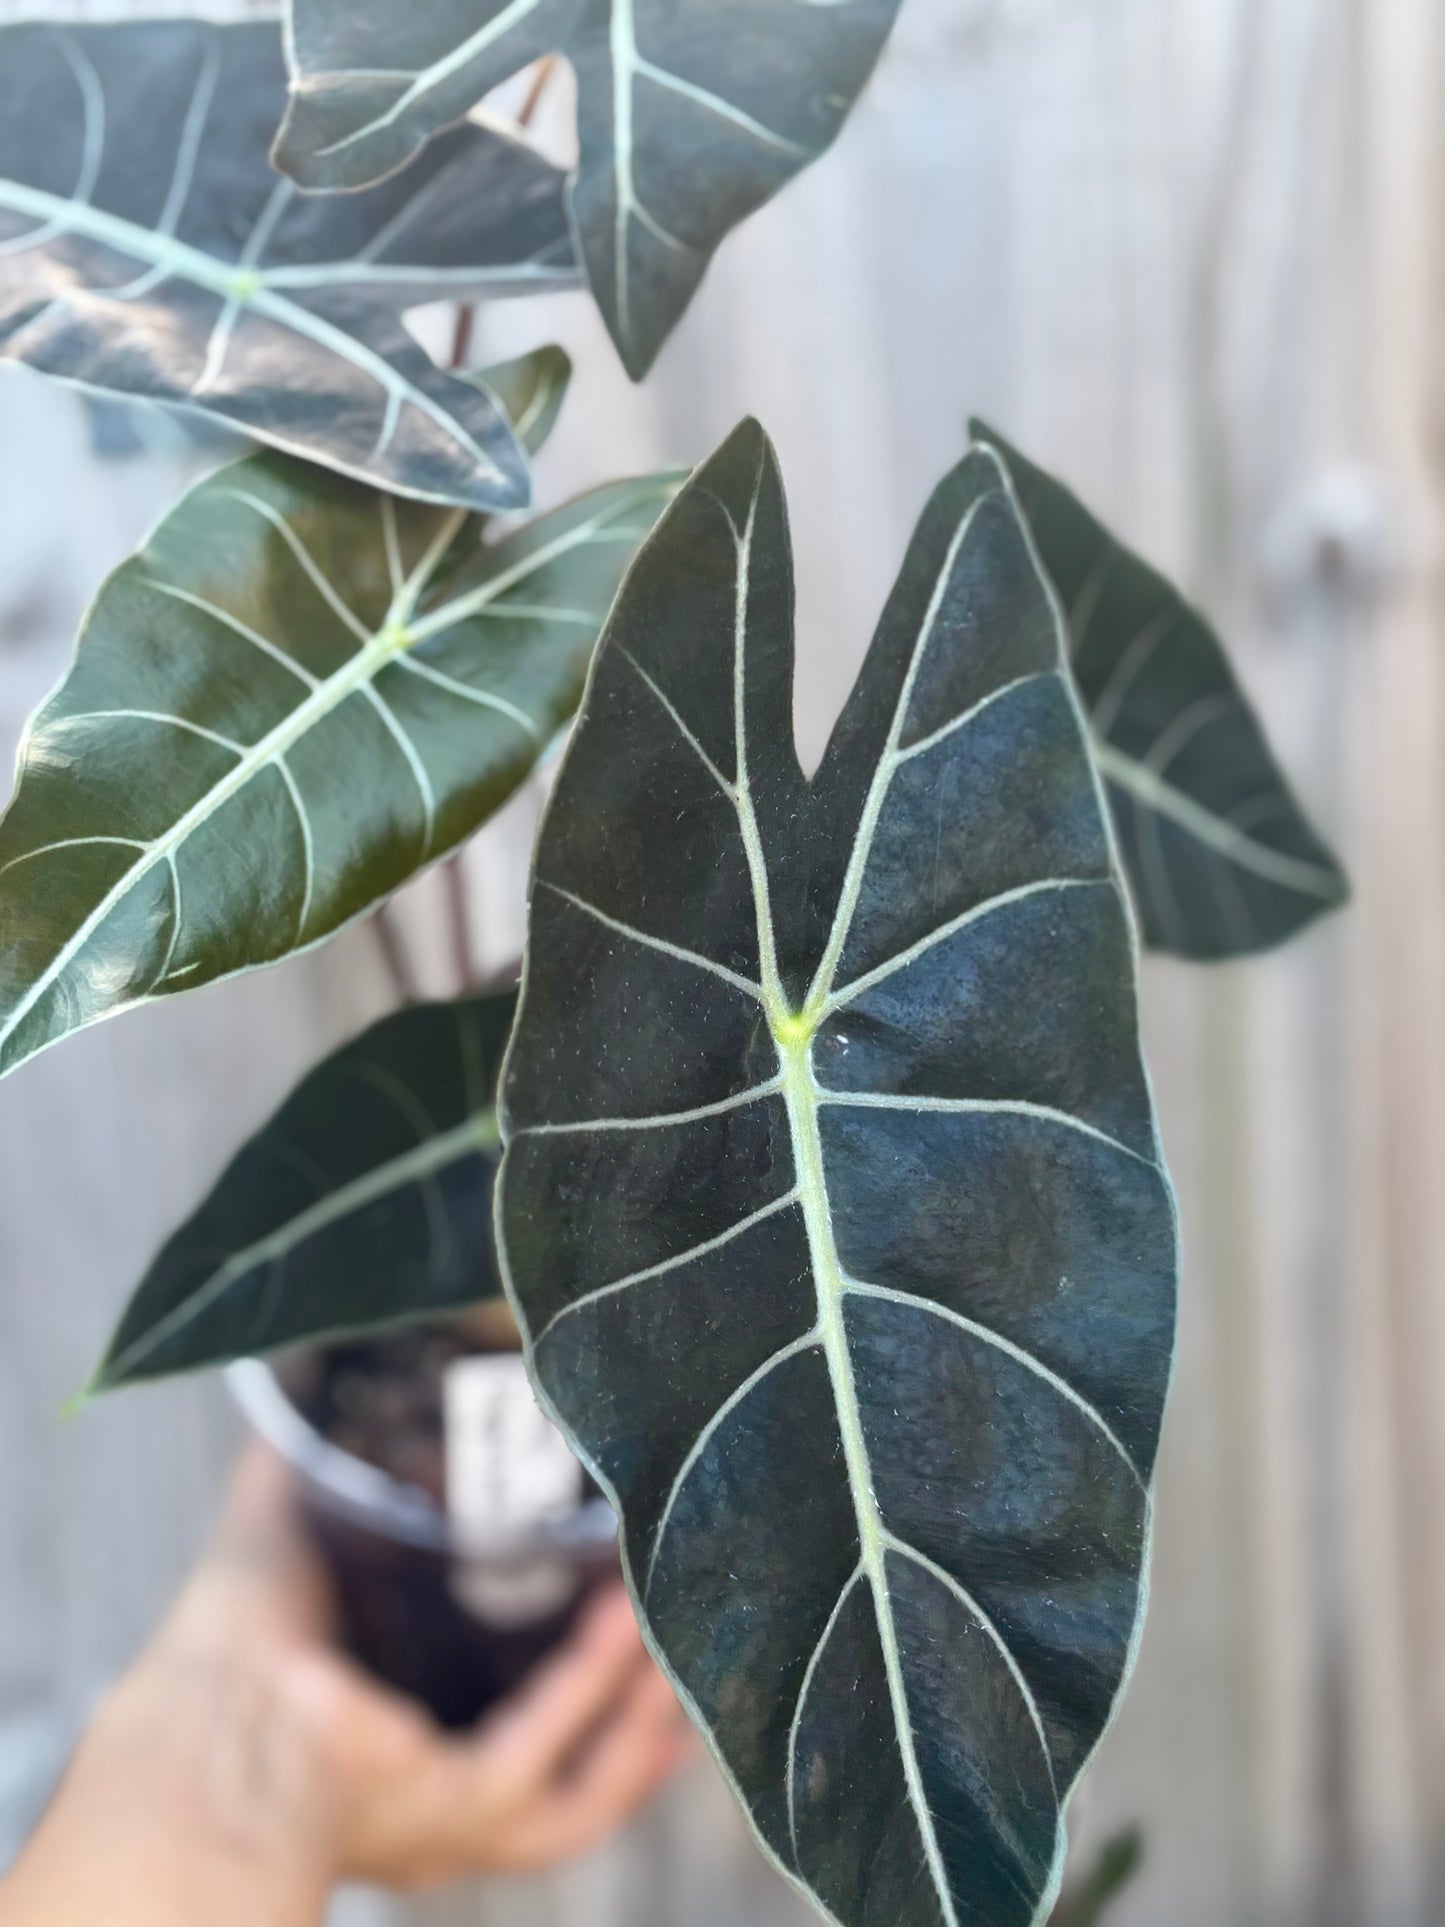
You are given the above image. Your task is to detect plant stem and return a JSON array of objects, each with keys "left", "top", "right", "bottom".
[
  {"left": 446, "top": 56, "right": 557, "bottom": 377},
  {"left": 449, "top": 302, "right": 475, "bottom": 369},
  {"left": 428, "top": 55, "right": 561, "bottom": 997},
  {"left": 518, "top": 54, "right": 558, "bottom": 130},
  {"left": 370, "top": 902, "right": 419, "bottom": 1005},
  {"left": 444, "top": 857, "right": 477, "bottom": 994}
]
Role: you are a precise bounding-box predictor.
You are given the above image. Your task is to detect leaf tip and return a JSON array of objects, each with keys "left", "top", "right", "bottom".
[
  {"left": 612, "top": 321, "right": 661, "bottom": 385},
  {"left": 967, "top": 418, "right": 1020, "bottom": 480},
  {"left": 59, "top": 1377, "right": 103, "bottom": 1420},
  {"left": 713, "top": 414, "right": 776, "bottom": 476}
]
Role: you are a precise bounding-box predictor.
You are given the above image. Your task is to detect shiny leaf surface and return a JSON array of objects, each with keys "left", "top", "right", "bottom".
[
  {"left": 276, "top": 0, "right": 903, "bottom": 378},
  {"left": 96, "top": 990, "right": 514, "bottom": 1390},
  {"left": 977, "top": 422, "right": 1349, "bottom": 958},
  {"left": 0, "top": 452, "right": 680, "bottom": 1081},
  {"left": 498, "top": 422, "right": 1178, "bottom": 1927},
  {"left": 0, "top": 17, "right": 578, "bottom": 509}
]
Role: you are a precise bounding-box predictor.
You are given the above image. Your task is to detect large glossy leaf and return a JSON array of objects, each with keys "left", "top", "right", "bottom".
[
  {"left": 0, "top": 450, "right": 681, "bottom": 1082},
  {"left": 0, "top": 17, "right": 579, "bottom": 510},
  {"left": 497, "top": 422, "right": 1178, "bottom": 1927},
  {"left": 94, "top": 990, "right": 513, "bottom": 1391},
  {"left": 275, "top": 0, "right": 903, "bottom": 379},
  {"left": 976, "top": 422, "right": 1349, "bottom": 959}
]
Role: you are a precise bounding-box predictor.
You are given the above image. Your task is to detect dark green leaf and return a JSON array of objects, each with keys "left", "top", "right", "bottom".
[
  {"left": 0, "top": 452, "right": 681, "bottom": 1081},
  {"left": 0, "top": 18, "right": 579, "bottom": 510},
  {"left": 497, "top": 422, "right": 1178, "bottom": 1927},
  {"left": 469, "top": 345, "right": 572, "bottom": 458},
  {"left": 1048, "top": 1830, "right": 1143, "bottom": 1927},
  {"left": 976, "top": 422, "right": 1349, "bottom": 959},
  {"left": 94, "top": 991, "right": 514, "bottom": 1390},
  {"left": 275, "top": 0, "right": 903, "bottom": 379}
]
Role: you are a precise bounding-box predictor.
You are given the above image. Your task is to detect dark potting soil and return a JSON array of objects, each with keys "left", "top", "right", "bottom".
[
  {"left": 298, "top": 1324, "right": 466, "bottom": 1507},
  {"left": 290, "top": 1298, "right": 534, "bottom": 1503},
  {"left": 283, "top": 1311, "right": 615, "bottom": 1730}
]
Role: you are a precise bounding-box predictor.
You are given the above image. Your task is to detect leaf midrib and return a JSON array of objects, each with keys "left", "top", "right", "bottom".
[
  {"left": 723, "top": 463, "right": 962, "bottom": 1926},
  {"left": 0, "top": 617, "right": 404, "bottom": 1056},
  {"left": 775, "top": 1034, "right": 960, "bottom": 1924}
]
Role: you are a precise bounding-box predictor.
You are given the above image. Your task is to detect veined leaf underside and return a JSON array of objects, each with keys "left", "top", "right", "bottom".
[
  {"left": 276, "top": 0, "right": 904, "bottom": 377},
  {"left": 498, "top": 423, "right": 1178, "bottom": 1926},
  {"left": 0, "top": 18, "right": 579, "bottom": 506}
]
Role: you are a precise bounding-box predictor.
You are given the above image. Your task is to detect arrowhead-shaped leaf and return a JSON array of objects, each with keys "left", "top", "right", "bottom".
[
  {"left": 497, "top": 423, "right": 1178, "bottom": 1927},
  {"left": 977, "top": 422, "right": 1349, "bottom": 959},
  {"left": 0, "top": 17, "right": 579, "bottom": 509},
  {"left": 275, "top": 0, "right": 903, "bottom": 379},
  {"left": 95, "top": 990, "right": 514, "bottom": 1391},
  {"left": 0, "top": 448, "right": 681, "bottom": 1082}
]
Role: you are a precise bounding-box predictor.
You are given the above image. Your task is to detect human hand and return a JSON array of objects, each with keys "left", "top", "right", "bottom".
[
  {"left": 0, "top": 1447, "right": 694, "bottom": 1927},
  {"left": 214, "top": 1447, "right": 698, "bottom": 1888}
]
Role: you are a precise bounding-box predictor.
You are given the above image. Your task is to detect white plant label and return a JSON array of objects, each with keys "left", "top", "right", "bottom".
[{"left": 444, "top": 1353, "right": 582, "bottom": 1544}]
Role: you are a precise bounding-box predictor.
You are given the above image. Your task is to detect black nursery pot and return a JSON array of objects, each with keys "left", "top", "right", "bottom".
[{"left": 227, "top": 1328, "right": 618, "bottom": 1732}]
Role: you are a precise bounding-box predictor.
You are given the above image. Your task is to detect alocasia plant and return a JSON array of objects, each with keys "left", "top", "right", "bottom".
[
  {"left": 496, "top": 421, "right": 1178, "bottom": 1927},
  {"left": 0, "top": 6, "right": 1353, "bottom": 1922},
  {"left": 274, "top": 0, "right": 905, "bottom": 378}
]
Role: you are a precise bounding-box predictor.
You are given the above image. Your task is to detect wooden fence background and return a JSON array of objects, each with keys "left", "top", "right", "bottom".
[{"left": 2, "top": 2, "right": 1443, "bottom": 1923}]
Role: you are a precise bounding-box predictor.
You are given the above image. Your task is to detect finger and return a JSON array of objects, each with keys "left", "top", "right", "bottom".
[
  {"left": 463, "top": 1583, "right": 646, "bottom": 1793},
  {"left": 331, "top": 1604, "right": 679, "bottom": 1891},
  {"left": 498, "top": 1663, "right": 695, "bottom": 1870},
  {"left": 298, "top": 1594, "right": 648, "bottom": 1891}
]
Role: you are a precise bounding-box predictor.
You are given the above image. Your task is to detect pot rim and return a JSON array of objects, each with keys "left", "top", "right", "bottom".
[{"left": 227, "top": 1356, "right": 617, "bottom": 1564}]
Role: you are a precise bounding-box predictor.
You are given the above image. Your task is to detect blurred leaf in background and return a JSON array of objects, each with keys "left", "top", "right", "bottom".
[
  {"left": 276, "top": 0, "right": 904, "bottom": 378},
  {"left": 95, "top": 989, "right": 515, "bottom": 1390},
  {"left": 979, "top": 422, "right": 1349, "bottom": 959},
  {"left": 0, "top": 18, "right": 577, "bottom": 509}
]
